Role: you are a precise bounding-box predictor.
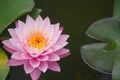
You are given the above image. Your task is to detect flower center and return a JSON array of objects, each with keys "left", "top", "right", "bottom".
[{"left": 28, "top": 31, "right": 46, "bottom": 49}]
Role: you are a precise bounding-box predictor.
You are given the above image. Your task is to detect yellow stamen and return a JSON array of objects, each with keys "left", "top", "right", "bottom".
[{"left": 28, "top": 31, "right": 46, "bottom": 49}]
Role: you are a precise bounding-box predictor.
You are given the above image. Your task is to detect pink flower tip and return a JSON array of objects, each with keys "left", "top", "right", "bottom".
[{"left": 2, "top": 15, "right": 70, "bottom": 80}]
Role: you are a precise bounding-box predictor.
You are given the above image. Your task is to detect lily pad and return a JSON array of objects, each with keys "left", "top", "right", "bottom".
[
  {"left": 114, "top": 0, "right": 120, "bottom": 21},
  {"left": 112, "top": 54, "right": 120, "bottom": 80},
  {"left": 0, "top": 0, "right": 34, "bottom": 33},
  {"left": 81, "top": 18, "right": 120, "bottom": 74},
  {"left": 0, "top": 48, "right": 9, "bottom": 80}
]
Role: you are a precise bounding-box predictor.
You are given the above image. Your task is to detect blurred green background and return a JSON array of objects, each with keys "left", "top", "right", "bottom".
[{"left": 6, "top": 0, "right": 114, "bottom": 80}]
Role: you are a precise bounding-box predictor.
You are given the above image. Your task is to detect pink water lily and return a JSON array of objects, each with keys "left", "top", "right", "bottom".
[{"left": 2, "top": 15, "right": 70, "bottom": 80}]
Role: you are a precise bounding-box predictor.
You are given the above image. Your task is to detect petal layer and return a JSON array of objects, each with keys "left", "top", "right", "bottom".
[
  {"left": 24, "top": 61, "right": 34, "bottom": 74},
  {"left": 30, "top": 69, "right": 41, "bottom": 80},
  {"left": 8, "top": 59, "right": 24, "bottom": 66},
  {"left": 30, "top": 58, "right": 40, "bottom": 68},
  {"left": 38, "top": 62, "right": 48, "bottom": 73},
  {"left": 48, "top": 62, "right": 61, "bottom": 72}
]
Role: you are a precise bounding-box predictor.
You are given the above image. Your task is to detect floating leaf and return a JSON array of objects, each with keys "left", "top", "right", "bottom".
[
  {"left": 112, "top": 55, "right": 120, "bottom": 80},
  {"left": 81, "top": 43, "right": 117, "bottom": 74},
  {"left": 0, "top": 0, "right": 34, "bottom": 33},
  {"left": 81, "top": 18, "right": 120, "bottom": 74},
  {"left": 114, "top": 0, "right": 120, "bottom": 20},
  {"left": 0, "top": 48, "right": 9, "bottom": 80}
]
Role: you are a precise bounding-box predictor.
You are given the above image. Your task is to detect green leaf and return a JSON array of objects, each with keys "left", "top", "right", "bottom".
[
  {"left": 112, "top": 55, "right": 120, "bottom": 80},
  {"left": 0, "top": 0, "right": 34, "bottom": 33},
  {"left": 81, "top": 18, "right": 120, "bottom": 74},
  {"left": 0, "top": 48, "right": 9, "bottom": 80},
  {"left": 86, "top": 18, "right": 120, "bottom": 42},
  {"left": 81, "top": 43, "right": 117, "bottom": 74},
  {"left": 114, "top": 0, "right": 120, "bottom": 20}
]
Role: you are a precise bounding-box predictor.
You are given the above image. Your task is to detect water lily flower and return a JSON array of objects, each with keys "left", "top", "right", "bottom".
[{"left": 2, "top": 15, "right": 70, "bottom": 80}]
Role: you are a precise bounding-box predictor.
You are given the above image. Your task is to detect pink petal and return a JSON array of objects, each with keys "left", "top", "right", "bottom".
[
  {"left": 30, "top": 69, "right": 41, "bottom": 80},
  {"left": 50, "top": 31, "right": 62, "bottom": 45},
  {"left": 3, "top": 46, "right": 15, "bottom": 54},
  {"left": 35, "top": 15, "right": 43, "bottom": 23},
  {"left": 48, "top": 62, "right": 61, "bottom": 72},
  {"left": 59, "top": 42, "right": 68, "bottom": 48},
  {"left": 56, "top": 48, "right": 69, "bottom": 55},
  {"left": 47, "top": 27, "right": 62, "bottom": 48},
  {"left": 30, "top": 58, "right": 40, "bottom": 68},
  {"left": 22, "top": 25, "right": 31, "bottom": 39},
  {"left": 21, "top": 53, "right": 32, "bottom": 59},
  {"left": 15, "top": 28, "right": 24, "bottom": 42},
  {"left": 44, "top": 17, "right": 50, "bottom": 25},
  {"left": 37, "top": 55, "right": 48, "bottom": 61},
  {"left": 59, "top": 27, "right": 64, "bottom": 31},
  {"left": 59, "top": 52, "right": 70, "bottom": 58},
  {"left": 8, "top": 59, "right": 24, "bottom": 66},
  {"left": 35, "top": 15, "right": 43, "bottom": 30},
  {"left": 38, "top": 62, "right": 48, "bottom": 73},
  {"left": 41, "top": 49, "right": 52, "bottom": 55},
  {"left": 9, "top": 38, "right": 24, "bottom": 52},
  {"left": 55, "top": 48, "right": 70, "bottom": 58},
  {"left": 40, "top": 17, "right": 51, "bottom": 36},
  {"left": 54, "top": 23, "right": 60, "bottom": 31},
  {"left": 2, "top": 40, "right": 16, "bottom": 50},
  {"left": 45, "top": 26, "right": 54, "bottom": 43},
  {"left": 50, "top": 45, "right": 61, "bottom": 52},
  {"left": 58, "top": 34, "right": 70, "bottom": 42},
  {"left": 48, "top": 54, "right": 60, "bottom": 61},
  {"left": 52, "top": 42, "right": 68, "bottom": 52},
  {"left": 24, "top": 60, "right": 34, "bottom": 74},
  {"left": 11, "top": 52, "right": 23, "bottom": 60},
  {"left": 17, "top": 20, "right": 25, "bottom": 29},
  {"left": 26, "top": 15, "right": 35, "bottom": 25},
  {"left": 55, "top": 35, "right": 69, "bottom": 50},
  {"left": 42, "top": 17, "right": 50, "bottom": 31},
  {"left": 15, "top": 21, "right": 18, "bottom": 28},
  {"left": 8, "top": 29, "right": 17, "bottom": 38}
]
